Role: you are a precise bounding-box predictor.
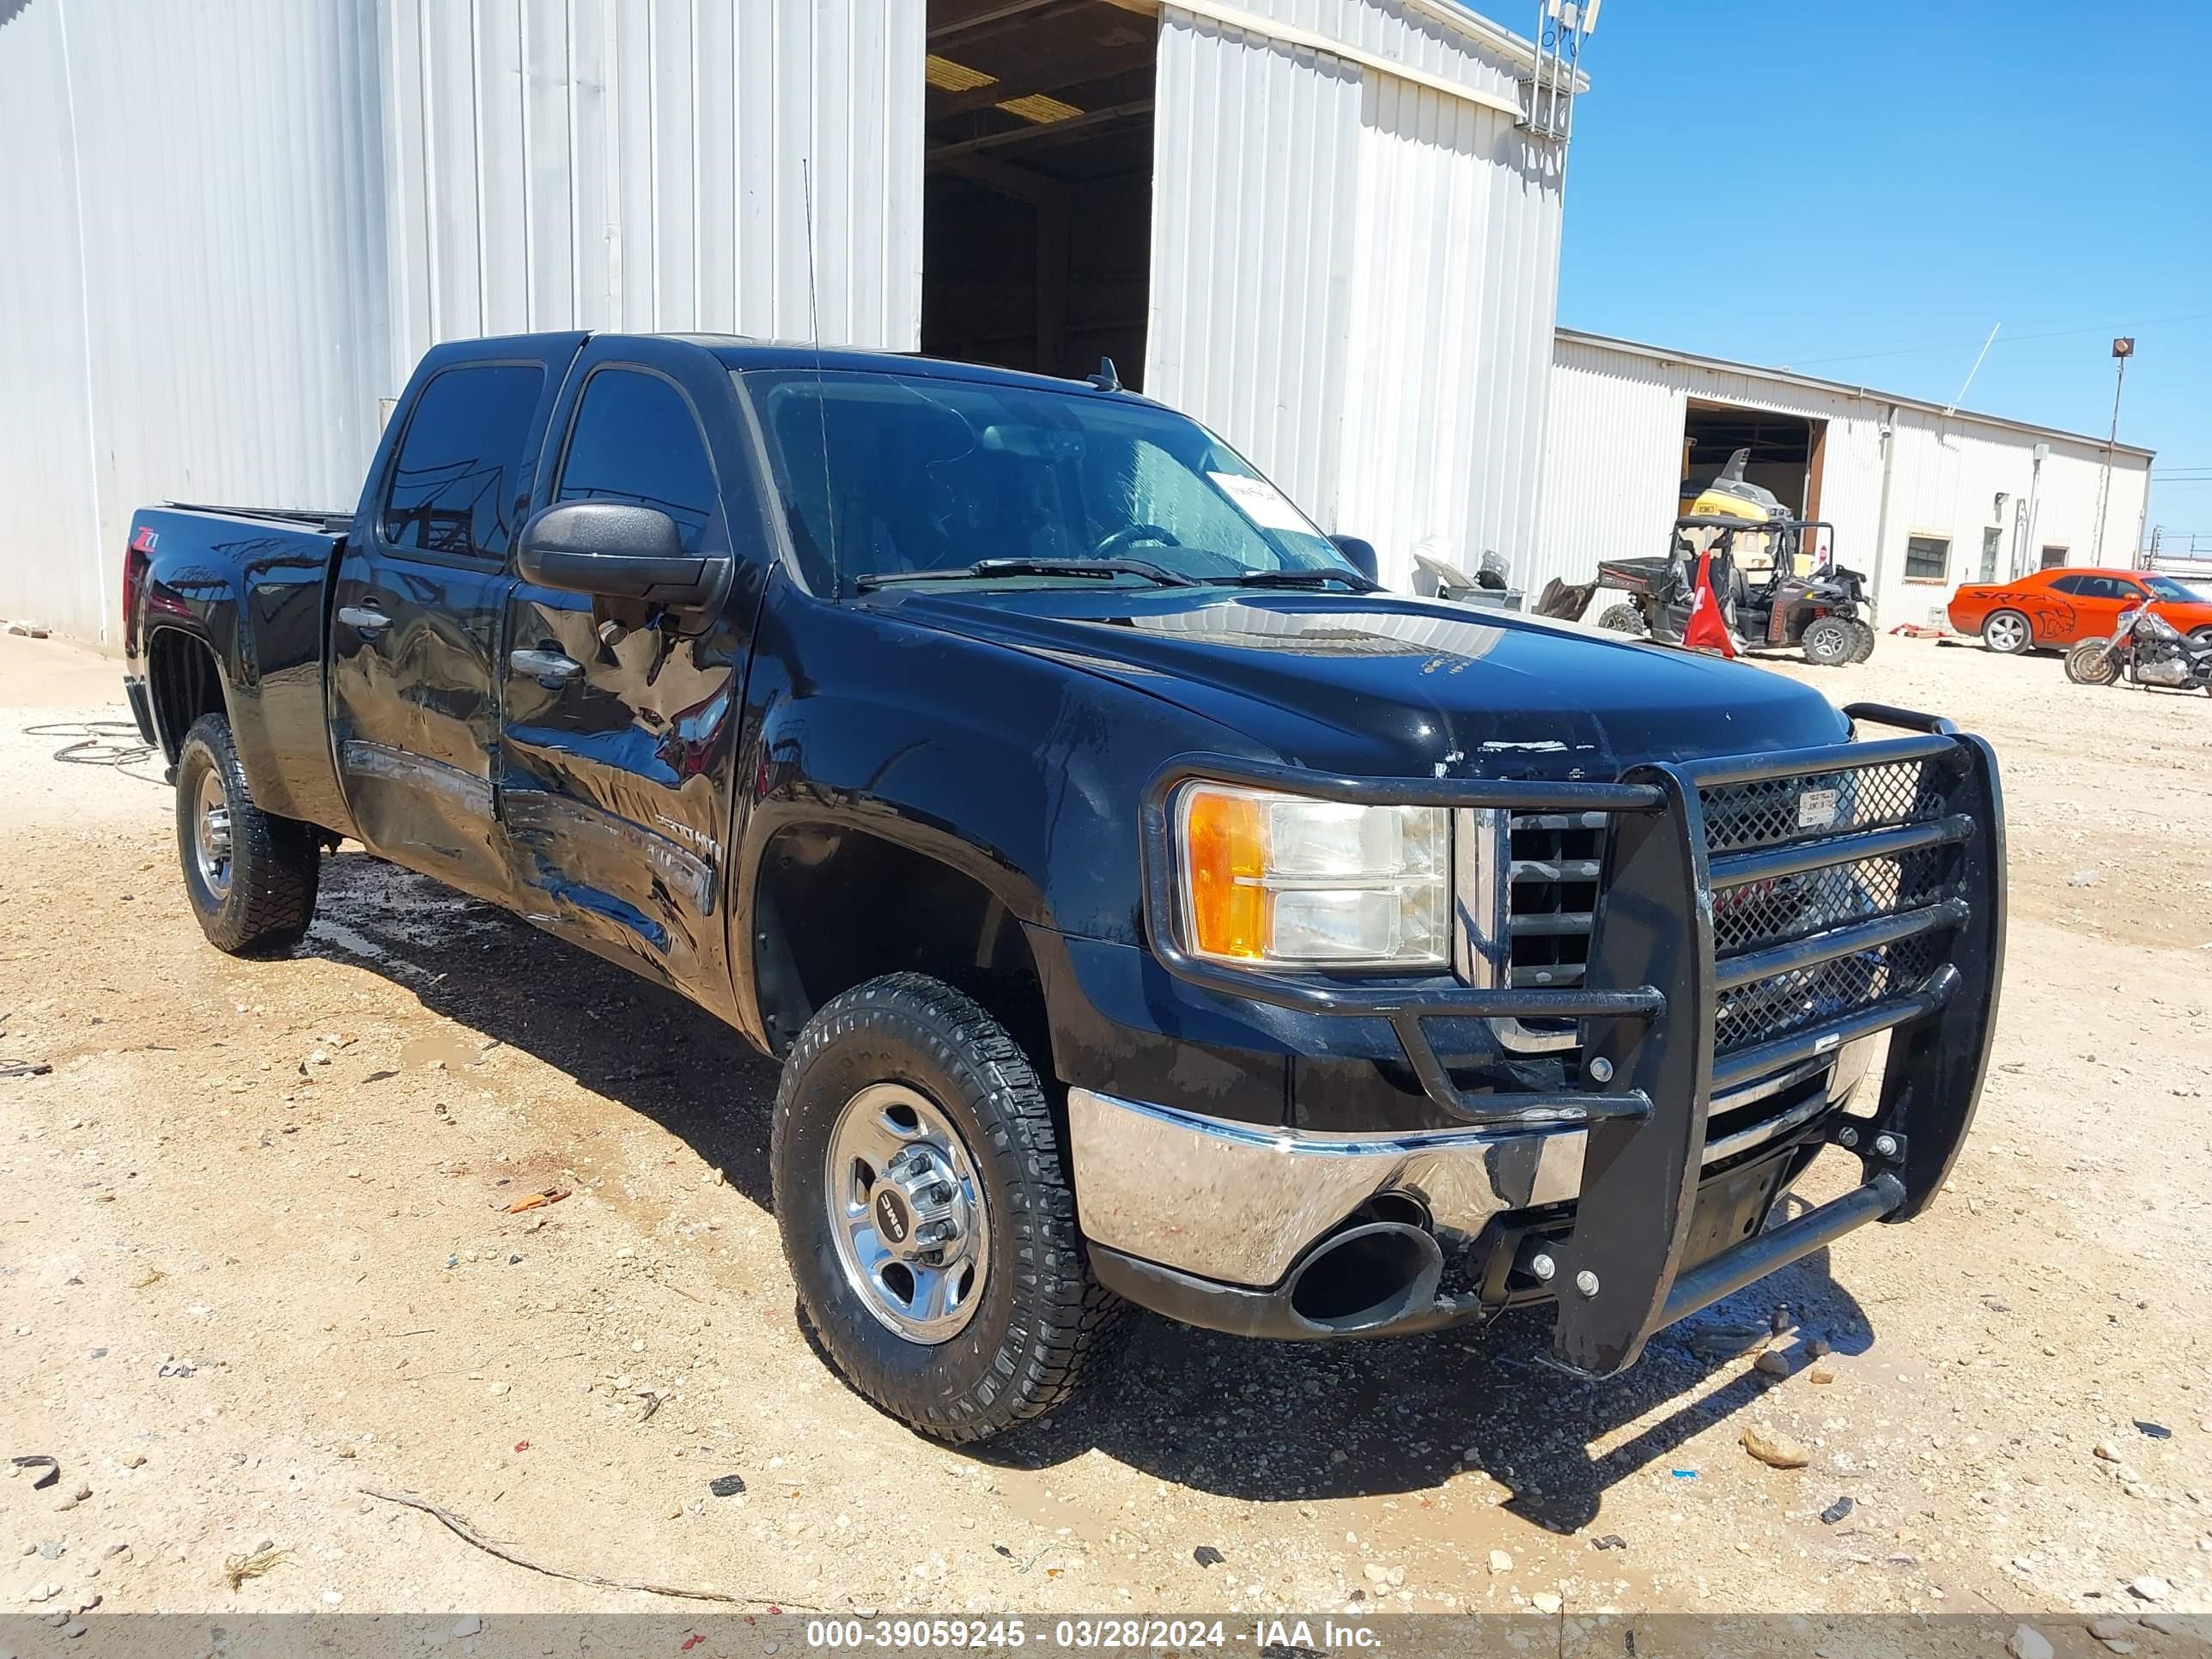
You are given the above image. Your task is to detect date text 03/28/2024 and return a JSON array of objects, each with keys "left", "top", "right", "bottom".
[{"left": 802, "top": 1618, "right": 1387, "bottom": 1650}]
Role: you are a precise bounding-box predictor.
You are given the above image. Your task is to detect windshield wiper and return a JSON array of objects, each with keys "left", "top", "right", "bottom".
[
  {"left": 1209, "top": 568, "right": 1380, "bottom": 592},
  {"left": 855, "top": 557, "right": 1200, "bottom": 591}
]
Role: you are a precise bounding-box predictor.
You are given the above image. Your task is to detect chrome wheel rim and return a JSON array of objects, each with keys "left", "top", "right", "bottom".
[
  {"left": 1986, "top": 613, "right": 2027, "bottom": 652},
  {"left": 824, "top": 1083, "right": 989, "bottom": 1345},
  {"left": 193, "top": 767, "right": 234, "bottom": 899}
]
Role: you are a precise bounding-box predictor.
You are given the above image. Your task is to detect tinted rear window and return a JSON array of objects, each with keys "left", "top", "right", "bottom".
[{"left": 382, "top": 364, "right": 546, "bottom": 560}]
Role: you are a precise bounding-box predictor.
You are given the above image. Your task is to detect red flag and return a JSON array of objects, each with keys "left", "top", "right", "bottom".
[{"left": 1681, "top": 551, "right": 1738, "bottom": 659}]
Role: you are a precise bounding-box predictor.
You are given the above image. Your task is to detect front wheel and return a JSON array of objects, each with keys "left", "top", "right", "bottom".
[
  {"left": 1801, "top": 616, "right": 1856, "bottom": 666},
  {"left": 1847, "top": 619, "right": 1877, "bottom": 663},
  {"left": 2065, "top": 639, "right": 2122, "bottom": 686},
  {"left": 1595, "top": 602, "right": 1646, "bottom": 637},
  {"left": 771, "top": 973, "right": 1125, "bottom": 1443},
  {"left": 173, "top": 714, "right": 320, "bottom": 955}
]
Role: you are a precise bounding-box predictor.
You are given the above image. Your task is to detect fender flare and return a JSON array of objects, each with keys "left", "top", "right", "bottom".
[{"left": 140, "top": 618, "right": 241, "bottom": 760}]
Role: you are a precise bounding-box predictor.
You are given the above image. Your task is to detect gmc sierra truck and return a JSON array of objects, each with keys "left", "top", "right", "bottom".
[{"left": 123, "top": 332, "right": 2005, "bottom": 1443}]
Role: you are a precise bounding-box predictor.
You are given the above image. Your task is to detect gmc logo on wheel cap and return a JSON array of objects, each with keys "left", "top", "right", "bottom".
[{"left": 874, "top": 1188, "right": 909, "bottom": 1243}]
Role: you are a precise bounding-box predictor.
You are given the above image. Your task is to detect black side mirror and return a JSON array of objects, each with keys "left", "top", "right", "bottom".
[
  {"left": 1329, "top": 535, "right": 1380, "bottom": 586},
  {"left": 518, "top": 502, "right": 728, "bottom": 608}
]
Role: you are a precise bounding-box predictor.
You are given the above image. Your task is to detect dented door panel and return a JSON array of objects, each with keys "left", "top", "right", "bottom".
[
  {"left": 499, "top": 594, "right": 746, "bottom": 993},
  {"left": 328, "top": 554, "right": 514, "bottom": 897},
  {"left": 329, "top": 337, "right": 584, "bottom": 901},
  {"left": 495, "top": 338, "right": 774, "bottom": 1016}
]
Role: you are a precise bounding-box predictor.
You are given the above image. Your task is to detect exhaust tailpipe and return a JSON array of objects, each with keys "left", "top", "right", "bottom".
[{"left": 1286, "top": 1221, "right": 1444, "bottom": 1335}]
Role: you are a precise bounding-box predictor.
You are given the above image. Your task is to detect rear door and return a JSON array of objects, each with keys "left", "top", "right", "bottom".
[
  {"left": 495, "top": 338, "right": 775, "bottom": 1001},
  {"left": 329, "top": 337, "right": 582, "bottom": 899}
]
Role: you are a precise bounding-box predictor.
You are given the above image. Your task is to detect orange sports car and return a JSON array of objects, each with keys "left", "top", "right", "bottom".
[{"left": 1948, "top": 567, "right": 2212, "bottom": 655}]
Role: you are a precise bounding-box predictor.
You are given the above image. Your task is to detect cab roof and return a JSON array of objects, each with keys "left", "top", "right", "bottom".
[
  {"left": 434, "top": 331, "right": 1169, "bottom": 405},
  {"left": 676, "top": 336, "right": 1159, "bottom": 403}
]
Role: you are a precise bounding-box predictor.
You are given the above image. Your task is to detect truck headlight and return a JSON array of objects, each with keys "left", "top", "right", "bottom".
[{"left": 1176, "top": 782, "right": 1449, "bottom": 969}]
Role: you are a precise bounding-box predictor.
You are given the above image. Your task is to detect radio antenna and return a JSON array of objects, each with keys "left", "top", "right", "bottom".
[{"left": 803, "top": 156, "right": 839, "bottom": 599}]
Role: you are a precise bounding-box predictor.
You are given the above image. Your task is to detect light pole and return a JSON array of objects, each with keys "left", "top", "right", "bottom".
[{"left": 2091, "top": 336, "right": 2133, "bottom": 562}]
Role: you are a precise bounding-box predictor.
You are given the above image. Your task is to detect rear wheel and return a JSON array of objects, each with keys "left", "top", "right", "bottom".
[
  {"left": 1595, "top": 603, "right": 1645, "bottom": 637},
  {"left": 771, "top": 973, "right": 1124, "bottom": 1442},
  {"left": 173, "top": 714, "right": 320, "bottom": 955},
  {"left": 1981, "top": 609, "right": 2033, "bottom": 655},
  {"left": 1801, "top": 616, "right": 1856, "bottom": 667},
  {"left": 2064, "top": 639, "right": 2121, "bottom": 686}
]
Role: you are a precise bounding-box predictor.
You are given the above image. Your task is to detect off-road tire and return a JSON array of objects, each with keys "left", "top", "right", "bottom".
[
  {"left": 1981, "top": 609, "right": 2033, "bottom": 655},
  {"left": 1595, "top": 603, "right": 1645, "bottom": 637},
  {"left": 2064, "top": 639, "right": 2121, "bottom": 686},
  {"left": 771, "top": 973, "right": 1126, "bottom": 1443},
  {"left": 1801, "top": 616, "right": 1856, "bottom": 667},
  {"left": 174, "top": 714, "right": 320, "bottom": 955},
  {"left": 1847, "top": 619, "right": 1877, "bottom": 663}
]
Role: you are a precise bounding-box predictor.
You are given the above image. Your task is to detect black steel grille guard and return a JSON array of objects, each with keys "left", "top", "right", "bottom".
[{"left": 1138, "top": 701, "right": 2006, "bottom": 1378}]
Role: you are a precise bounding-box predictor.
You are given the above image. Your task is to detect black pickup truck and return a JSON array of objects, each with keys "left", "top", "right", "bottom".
[{"left": 123, "top": 332, "right": 2005, "bottom": 1443}]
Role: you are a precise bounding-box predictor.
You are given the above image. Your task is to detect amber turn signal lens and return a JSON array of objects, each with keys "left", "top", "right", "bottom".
[{"left": 1182, "top": 787, "right": 1269, "bottom": 959}]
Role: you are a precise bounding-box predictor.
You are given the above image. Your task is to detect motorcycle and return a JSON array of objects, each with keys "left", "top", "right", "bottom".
[{"left": 2064, "top": 604, "right": 2212, "bottom": 693}]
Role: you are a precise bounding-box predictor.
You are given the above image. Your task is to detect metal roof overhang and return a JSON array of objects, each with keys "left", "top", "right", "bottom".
[{"left": 1558, "top": 327, "right": 2158, "bottom": 462}]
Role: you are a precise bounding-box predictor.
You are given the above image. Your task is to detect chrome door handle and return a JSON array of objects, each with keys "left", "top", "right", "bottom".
[
  {"left": 337, "top": 604, "right": 391, "bottom": 636},
  {"left": 510, "top": 647, "right": 582, "bottom": 688}
]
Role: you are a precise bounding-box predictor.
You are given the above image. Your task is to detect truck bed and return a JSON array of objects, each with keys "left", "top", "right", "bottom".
[
  {"left": 164, "top": 501, "right": 354, "bottom": 533},
  {"left": 126, "top": 502, "right": 351, "bottom": 834}
]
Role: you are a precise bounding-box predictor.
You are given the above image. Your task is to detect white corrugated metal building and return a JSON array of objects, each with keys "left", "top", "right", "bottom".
[
  {"left": 1539, "top": 330, "right": 2156, "bottom": 627},
  {"left": 0, "top": 0, "right": 1577, "bottom": 643},
  {"left": 0, "top": 0, "right": 392, "bottom": 647}
]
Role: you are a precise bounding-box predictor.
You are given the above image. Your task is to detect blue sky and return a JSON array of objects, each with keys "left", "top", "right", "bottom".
[{"left": 1553, "top": 2, "right": 2212, "bottom": 549}]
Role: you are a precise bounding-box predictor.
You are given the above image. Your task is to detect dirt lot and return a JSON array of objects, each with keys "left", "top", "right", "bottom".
[{"left": 4, "top": 625, "right": 2211, "bottom": 1629}]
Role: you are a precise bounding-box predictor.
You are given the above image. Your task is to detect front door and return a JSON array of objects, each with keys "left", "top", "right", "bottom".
[
  {"left": 2042, "top": 572, "right": 2136, "bottom": 646},
  {"left": 495, "top": 339, "right": 773, "bottom": 1003},
  {"left": 329, "top": 342, "right": 580, "bottom": 899}
]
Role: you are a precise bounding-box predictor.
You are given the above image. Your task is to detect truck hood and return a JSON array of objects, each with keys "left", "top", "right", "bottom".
[{"left": 867, "top": 587, "right": 1851, "bottom": 779}]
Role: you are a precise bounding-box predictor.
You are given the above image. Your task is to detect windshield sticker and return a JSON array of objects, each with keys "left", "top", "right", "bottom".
[{"left": 1209, "top": 471, "right": 1312, "bottom": 533}]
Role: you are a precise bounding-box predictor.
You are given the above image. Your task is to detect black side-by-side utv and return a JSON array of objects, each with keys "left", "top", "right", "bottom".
[{"left": 1540, "top": 516, "right": 1876, "bottom": 666}]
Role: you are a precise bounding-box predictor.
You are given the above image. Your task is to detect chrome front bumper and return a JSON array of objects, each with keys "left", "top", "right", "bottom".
[{"left": 1068, "top": 1053, "right": 1849, "bottom": 1290}]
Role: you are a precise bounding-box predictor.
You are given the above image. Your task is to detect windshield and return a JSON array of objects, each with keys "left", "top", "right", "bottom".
[
  {"left": 743, "top": 369, "right": 1352, "bottom": 592},
  {"left": 2142, "top": 575, "right": 2208, "bottom": 602}
]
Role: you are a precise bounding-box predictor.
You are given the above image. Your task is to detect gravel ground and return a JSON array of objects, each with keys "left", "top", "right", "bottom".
[{"left": 3, "top": 625, "right": 2210, "bottom": 1634}]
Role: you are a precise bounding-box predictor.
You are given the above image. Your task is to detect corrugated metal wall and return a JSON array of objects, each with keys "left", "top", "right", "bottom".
[
  {"left": 0, "top": 0, "right": 923, "bottom": 644},
  {"left": 1540, "top": 335, "right": 2156, "bottom": 628},
  {"left": 1146, "top": 14, "right": 1364, "bottom": 532},
  {"left": 0, "top": 0, "right": 391, "bottom": 644},
  {"left": 1146, "top": 3, "right": 1565, "bottom": 592},
  {"left": 1334, "top": 73, "right": 1561, "bottom": 590},
  {"left": 380, "top": 0, "right": 926, "bottom": 368},
  {"left": 1534, "top": 335, "right": 1689, "bottom": 586},
  {"left": 0, "top": 0, "right": 101, "bottom": 641}
]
